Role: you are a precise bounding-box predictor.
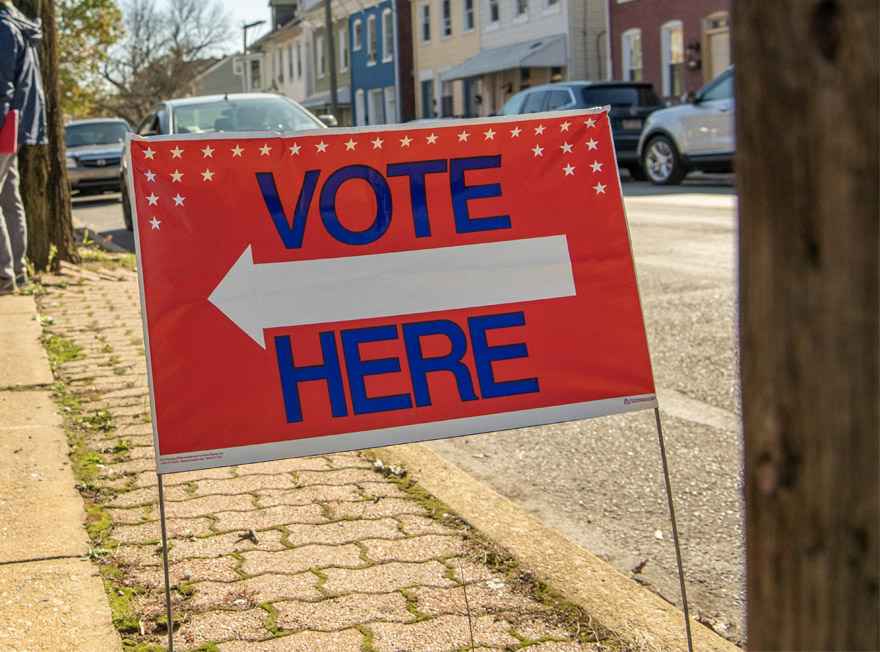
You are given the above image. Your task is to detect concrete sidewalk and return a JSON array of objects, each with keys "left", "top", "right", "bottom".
[
  {"left": 34, "top": 265, "right": 607, "bottom": 651},
  {"left": 0, "top": 294, "right": 120, "bottom": 650}
]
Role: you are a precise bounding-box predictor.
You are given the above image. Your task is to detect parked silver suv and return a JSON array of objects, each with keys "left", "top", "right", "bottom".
[
  {"left": 637, "top": 67, "right": 735, "bottom": 185},
  {"left": 65, "top": 118, "right": 130, "bottom": 194}
]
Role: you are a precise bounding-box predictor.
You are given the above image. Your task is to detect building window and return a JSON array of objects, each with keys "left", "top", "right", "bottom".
[
  {"left": 421, "top": 78, "right": 434, "bottom": 118},
  {"left": 621, "top": 28, "right": 642, "bottom": 81},
  {"left": 296, "top": 42, "right": 302, "bottom": 79},
  {"left": 442, "top": 0, "right": 452, "bottom": 36},
  {"left": 516, "top": 0, "right": 528, "bottom": 19},
  {"left": 661, "top": 20, "right": 684, "bottom": 96},
  {"left": 316, "top": 34, "right": 325, "bottom": 78},
  {"left": 339, "top": 26, "right": 349, "bottom": 71},
  {"left": 384, "top": 86, "right": 397, "bottom": 123},
  {"left": 419, "top": 3, "right": 431, "bottom": 43},
  {"left": 288, "top": 45, "right": 294, "bottom": 80},
  {"left": 369, "top": 88, "right": 385, "bottom": 124},
  {"left": 353, "top": 18, "right": 362, "bottom": 50},
  {"left": 367, "top": 14, "right": 377, "bottom": 64},
  {"left": 249, "top": 59, "right": 262, "bottom": 90},
  {"left": 276, "top": 48, "right": 283, "bottom": 84},
  {"left": 382, "top": 9, "right": 394, "bottom": 62},
  {"left": 440, "top": 81, "right": 453, "bottom": 117},
  {"left": 464, "top": 0, "right": 475, "bottom": 31},
  {"left": 488, "top": 0, "right": 500, "bottom": 25}
]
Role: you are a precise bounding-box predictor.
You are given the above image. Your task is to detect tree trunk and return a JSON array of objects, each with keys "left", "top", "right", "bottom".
[
  {"left": 736, "top": 1, "right": 879, "bottom": 650},
  {"left": 15, "top": 0, "right": 79, "bottom": 271}
]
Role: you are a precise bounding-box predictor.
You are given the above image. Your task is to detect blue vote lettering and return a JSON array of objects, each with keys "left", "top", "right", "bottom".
[{"left": 273, "top": 311, "right": 538, "bottom": 424}]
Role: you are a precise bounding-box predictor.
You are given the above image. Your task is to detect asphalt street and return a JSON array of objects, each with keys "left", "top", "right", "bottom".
[{"left": 71, "top": 175, "right": 743, "bottom": 641}]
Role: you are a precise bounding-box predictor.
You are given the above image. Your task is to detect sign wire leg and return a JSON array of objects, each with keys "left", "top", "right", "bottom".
[
  {"left": 654, "top": 407, "right": 694, "bottom": 652},
  {"left": 157, "top": 473, "right": 174, "bottom": 652}
]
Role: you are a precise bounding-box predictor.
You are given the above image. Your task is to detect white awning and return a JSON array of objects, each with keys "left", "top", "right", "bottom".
[{"left": 440, "top": 35, "right": 567, "bottom": 82}]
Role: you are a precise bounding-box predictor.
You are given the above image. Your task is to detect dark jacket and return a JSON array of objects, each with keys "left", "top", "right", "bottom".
[{"left": 0, "top": 3, "right": 47, "bottom": 146}]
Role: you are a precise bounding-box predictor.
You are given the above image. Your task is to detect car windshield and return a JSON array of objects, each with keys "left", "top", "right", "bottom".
[
  {"left": 581, "top": 86, "right": 660, "bottom": 108},
  {"left": 64, "top": 122, "right": 128, "bottom": 148},
  {"left": 172, "top": 97, "right": 323, "bottom": 135}
]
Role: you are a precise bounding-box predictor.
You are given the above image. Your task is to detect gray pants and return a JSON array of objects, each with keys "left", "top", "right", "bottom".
[{"left": 0, "top": 153, "right": 27, "bottom": 285}]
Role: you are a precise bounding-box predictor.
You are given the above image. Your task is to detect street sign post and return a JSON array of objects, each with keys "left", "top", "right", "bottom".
[{"left": 125, "top": 110, "right": 693, "bottom": 651}]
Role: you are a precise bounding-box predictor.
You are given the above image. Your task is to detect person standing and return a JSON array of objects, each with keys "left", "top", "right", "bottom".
[{"left": 0, "top": 0, "right": 46, "bottom": 295}]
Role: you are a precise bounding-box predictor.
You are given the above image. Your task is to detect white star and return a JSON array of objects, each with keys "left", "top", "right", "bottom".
[
  {"left": 483, "top": 128, "right": 496, "bottom": 141},
  {"left": 290, "top": 143, "right": 301, "bottom": 156},
  {"left": 144, "top": 170, "right": 156, "bottom": 183},
  {"left": 563, "top": 164, "right": 576, "bottom": 176},
  {"left": 426, "top": 133, "right": 438, "bottom": 144},
  {"left": 560, "top": 142, "right": 574, "bottom": 154},
  {"left": 586, "top": 138, "right": 599, "bottom": 151},
  {"left": 457, "top": 131, "right": 470, "bottom": 142},
  {"left": 400, "top": 135, "right": 413, "bottom": 147},
  {"left": 510, "top": 127, "right": 522, "bottom": 138},
  {"left": 201, "top": 145, "right": 215, "bottom": 158},
  {"left": 534, "top": 124, "right": 546, "bottom": 136},
  {"left": 150, "top": 217, "right": 161, "bottom": 230},
  {"left": 173, "top": 194, "right": 185, "bottom": 207},
  {"left": 585, "top": 117, "right": 597, "bottom": 128},
  {"left": 170, "top": 146, "right": 184, "bottom": 159},
  {"left": 315, "top": 141, "right": 328, "bottom": 153},
  {"left": 590, "top": 161, "right": 603, "bottom": 173},
  {"left": 201, "top": 169, "right": 215, "bottom": 182},
  {"left": 260, "top": 144, "right": 272, "bottom": 156},
  {"left": 231, "top": 145, "right": 244, "bottom": 158},
  {"left": 170, "top": 169, "right": 183, "bottom": 183},
  {"left": 532, "top": 145, "right": 544, "bottom": 157},
  {"left": 344, "top": 138, "right": 357, "bottom": 151},
  {"left": 143, "top": 147, "right": 156, "bottom": 160},
  {"left": 594, "top": 182, "right": 607, "bottom": 194},
  {"left": 146, "top": 193, "right": 159, "bottom": 206},
  {"left": 560, "top": 121, "right": 571, "bottom": 132},
  {"left": 371, "top": 137, "right": 384, "bottom": 149}
]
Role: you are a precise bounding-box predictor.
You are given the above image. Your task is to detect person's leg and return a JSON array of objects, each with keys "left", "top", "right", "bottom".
[
  {"left": 0, "top": 154, "right": 15, "bottom": 292},
  {"left": 0, "top": 156, "right": 27, "bottom": 286}
]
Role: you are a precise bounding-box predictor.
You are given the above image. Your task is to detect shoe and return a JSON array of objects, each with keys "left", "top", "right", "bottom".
[{"left": 0, "top": 279, "right": 15, "bottom": 296}]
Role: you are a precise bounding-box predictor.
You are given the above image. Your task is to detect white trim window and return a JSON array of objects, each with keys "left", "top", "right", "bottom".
[
  {"left": 419, "top": 2, "right": 431, "bottom": 43},
  {"left": 621, "top": 28, "right": 642, "bottom": 81},
  {"left": 353, "top": 18, "right": 363, "bottom": 50},
  {"left": 442, "top": 0, "right": 452, "bottom": 37},
  {"left": 515, "top": 0, "right": 528, "bottom": 21},
  {"left": 382, "top": 8, "right": 394, "bottom": 63},
  {"left": 487, "top": 0, "right": 500, "bottom": 28},
  {"left": 367, "top": 14, "right": 377, "bottom": 65},
  {"left": 288, "top": 44, "right": 294, "bottom": 80},
  {"left": 339, "top": 26, "right": 349, "bottom": 72},
  {"left": 369, "top": 88, "right": 385, "bottom": 124},
  {"left": 384, "top": 86, "right": 397, "bottom": 124},
  {"left": 464, "top": 0, "right": 475, "bottom": 31},
  {"left": 355, "top": 88, "right": 366, "bottom": 126},
  {"left": 661, "top": 20, "right": 685, "bottom": 97},
  {"left": 296, "top": 42, "right": 302, "bottom": 79},
  {"left": 316, "top": 34, "right": 326, "bottom": 79}
]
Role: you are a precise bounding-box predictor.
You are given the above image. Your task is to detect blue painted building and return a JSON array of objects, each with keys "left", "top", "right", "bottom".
[{"left": 349, "top": 1, "right": 414, "bottom": 126}]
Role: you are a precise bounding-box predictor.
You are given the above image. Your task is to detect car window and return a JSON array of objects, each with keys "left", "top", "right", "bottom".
[
  {"left": 700, "top": 72, "right": 734, "bottom": 102},
  {"left": 171, "top": 97, "right": 323, "bottom": 134},
  {"left": 64, "top": 122, "right": 128, "bottom": 148},
  {"left": 581, "top": 86, "right": 660, "bottom": 108},
  {"left": 545, "top": 90, "right": 572, "bottom": 111},
  {"left": 521, "top": 91, "right": 546, "bottom": 114},
  {"left": 501, "top": 92, "right": 527, "bottom": 116},
  {"left": 137, "top": 114, "right": 159, "bottom": 136}
]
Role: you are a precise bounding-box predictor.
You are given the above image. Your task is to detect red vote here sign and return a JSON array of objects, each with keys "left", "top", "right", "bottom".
[{"left": 127, "top": 110, "right": 657, "bottom": 474}]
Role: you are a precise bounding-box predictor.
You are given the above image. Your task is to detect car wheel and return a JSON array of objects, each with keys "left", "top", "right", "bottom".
[
  {"left": 626, "top": 164, "right": 648, "bottom": 182},
  {"left": 642, "top": 135, "right": 687, "bottom": 185},
  {"left": 122, "top": 184, "right": 133, "bottom": 232}
]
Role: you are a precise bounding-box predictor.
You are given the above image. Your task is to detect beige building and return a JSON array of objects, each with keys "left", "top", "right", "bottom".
[{"left": 411, "top": 0, "right": 482, "bottom": 118}]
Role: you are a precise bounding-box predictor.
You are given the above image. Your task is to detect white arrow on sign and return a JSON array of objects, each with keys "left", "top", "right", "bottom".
[{"left": 209, "top": 235, "right": 577, "bottom": 348}]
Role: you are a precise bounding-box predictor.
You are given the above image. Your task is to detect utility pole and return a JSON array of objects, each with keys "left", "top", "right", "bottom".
[
  {"left": 324, "top": 0, "right": 338, "bottom": 118},
  {"left": 736, "top": 1, "right": 879, "bottom": 649}
]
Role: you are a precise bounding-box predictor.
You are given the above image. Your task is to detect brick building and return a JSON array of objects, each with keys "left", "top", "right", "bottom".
[{"left": 609, "top": 0, "right": 731, "bottom": 99}]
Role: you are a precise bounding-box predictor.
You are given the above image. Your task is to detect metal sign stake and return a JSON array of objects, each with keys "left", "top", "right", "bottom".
[
  {"left": 654, "top": 407, "right": 694, "bottom": 652},
  {"left": 157, "top": 473, "right": 174, "bottom": 651}
]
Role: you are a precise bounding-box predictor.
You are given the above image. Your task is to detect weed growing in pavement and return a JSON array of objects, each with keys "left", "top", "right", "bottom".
[
  {"left": 79, "top": 245, "right": 137, "bottom": 273},
  {"left": 43, "top": 333, "right": 84, "bottom": 368}
]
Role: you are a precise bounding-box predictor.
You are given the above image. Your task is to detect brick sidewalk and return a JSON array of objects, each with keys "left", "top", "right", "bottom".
[{"left": 36, "top": 262, "right": 607, "bottom": 652}]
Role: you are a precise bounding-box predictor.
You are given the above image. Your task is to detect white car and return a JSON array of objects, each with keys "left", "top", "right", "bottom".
[{"left": 637, "top": 67, "right": 735, "bottom": 185}]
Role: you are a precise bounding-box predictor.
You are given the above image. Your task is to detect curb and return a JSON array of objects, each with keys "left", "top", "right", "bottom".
[
  {"left": 74, "top": 219, "right": 129, "bottom": 254},
  {"left": 371, "top": 443, "right": 740, "bottom": 652}
]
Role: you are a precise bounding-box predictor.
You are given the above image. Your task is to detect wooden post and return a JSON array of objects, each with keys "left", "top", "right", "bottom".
[
  {"left": 735, "top": 1, "right": 879, "bottom": 649},
  {"left": 14, "top": 0, "right": 79, "bottom": 271}
]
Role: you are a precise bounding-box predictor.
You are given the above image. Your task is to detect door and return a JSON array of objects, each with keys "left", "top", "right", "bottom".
[
  {"left": 355, "top": 89, "right": 366, "bottom": 126},
  {"left": 708, "top": 30, "right": 731, "bottom": 79},
  {"left": 421, "top": 79, "right": 434, "bottom": 118}
]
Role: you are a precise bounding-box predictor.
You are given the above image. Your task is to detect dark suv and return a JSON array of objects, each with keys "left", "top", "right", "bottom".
[{"left": 500, "top": 82, "right": 662, "bottom": 180}]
